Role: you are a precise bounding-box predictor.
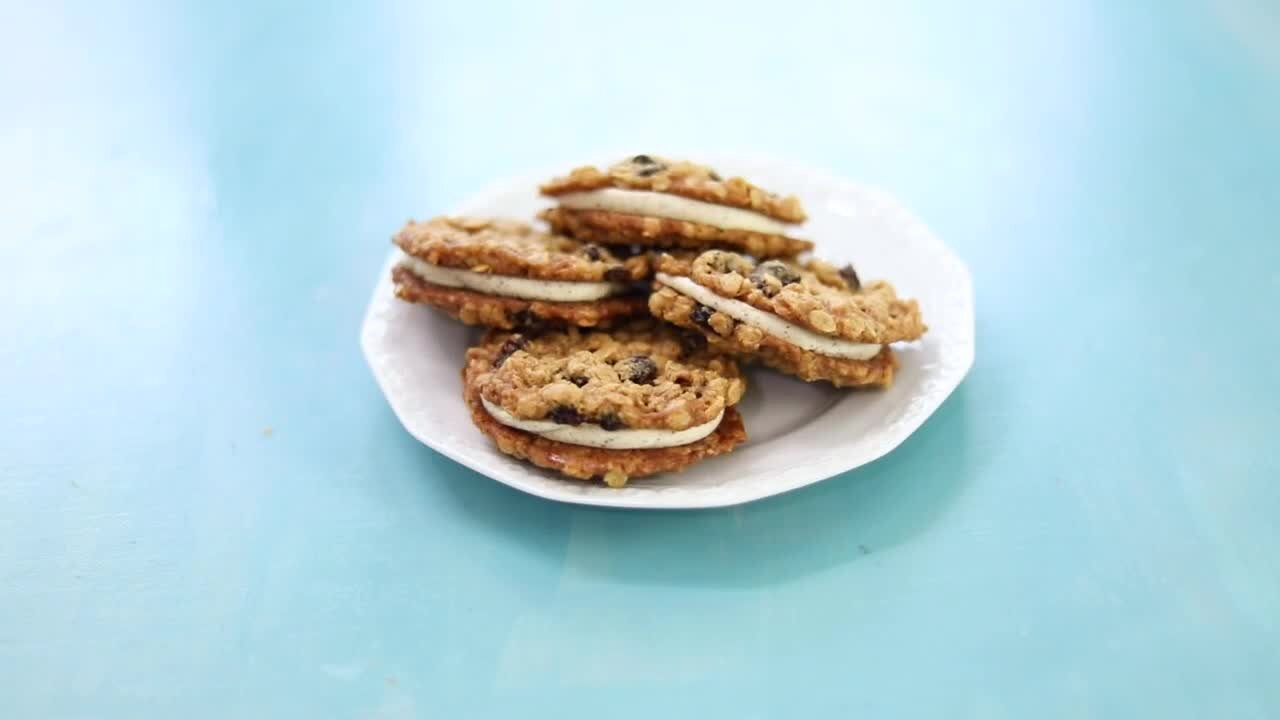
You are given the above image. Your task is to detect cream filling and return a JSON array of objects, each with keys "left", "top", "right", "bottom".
[
  {"left": 481, "top": 397, "right": 723, "bottom": 450},
  {"left": 556, "top": 188, "right": 793, "bottom": 235},
  {"left": 656, "top": 273, "right": 883, "bottom": 360},
  {"left": 398, "top": 253, "right": 622, "bottom": 302}
]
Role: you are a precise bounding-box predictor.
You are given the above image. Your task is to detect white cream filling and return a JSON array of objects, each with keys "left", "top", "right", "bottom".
[
  {"left": 398, "top": 253, "right": 622, "bottom": 302},
  {"left": 656, "top": 273, "right": 883, "bottom": 360},
  {"left": 556, "top": 188, "right": 793, "bottom": 236},
  {"left": 481, "top": 397, "right": 723, "bottom": 450}
]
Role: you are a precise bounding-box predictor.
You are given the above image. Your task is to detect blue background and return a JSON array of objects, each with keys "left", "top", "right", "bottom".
[{"left": 2, "top": 0, "right": 1278, "bottom": 717}]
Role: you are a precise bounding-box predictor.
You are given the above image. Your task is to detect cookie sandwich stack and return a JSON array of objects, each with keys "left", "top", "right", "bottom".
[{"left": 389, "top": 155, "right": 926, "bottom": 486}]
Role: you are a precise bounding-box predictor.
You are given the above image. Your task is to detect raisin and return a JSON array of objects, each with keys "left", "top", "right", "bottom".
[
  {"left": 690, "top": 304, "right": 715, "bottom": 328},
  {"left": 491, "top": 335, "right": 527, "bottom": 368},
  {"left": 631, "top": 155, "right": 666, "bottom": 177},
  {"left": 511, "top": 309, "right": 545, "bottom": 333},
  {"left": 598, "top": 413, "right": 625, "bottom": 431},
  {"left": 707, "top": 170, "right": 722, "bottom": 181},
  {"left": 839, "top": 264, "right": 861, "bottom": 291},
  {"left": 604, "top": 266, "right": 630, "bottom": 283},
  {"left": 751, "top": 260, "right": 800, "bottom": 286},
  {"left": 678, "top": 330, "right": 707, "bottom": 356},
  {"left": 612, "top": 244, "right": 645, "bottom": 258},
  {"left": 568, "top": 375, "right": 588, "bottom": 387},
  {"left": 582, "top": 244, "right": 604, "bottom": 261},
  {"left": 548, "top": 405, "right": 583, "bottom": 425},
  {"left": 620, "top": 355, "right": 657, "bottom": 384}
]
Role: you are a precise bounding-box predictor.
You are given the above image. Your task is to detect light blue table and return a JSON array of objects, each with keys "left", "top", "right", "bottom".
[{"left": 3, "top": 1, "right": 1278, "bottom": 717}]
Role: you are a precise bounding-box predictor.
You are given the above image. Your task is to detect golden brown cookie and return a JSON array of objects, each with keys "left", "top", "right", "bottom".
[
  {"left": 463, "top": 322, "right": 748, "bottom": 486},
  {"left": 391, "top": 216, "right": 650, "bottom": 329},
  {"left": 649, "top": 250, "right": 926, "bottom": 388},
  {"left": 539, "top": 155, "right": 812, "bottom": 258},
  {"left": 394, "top": 216, "right": 650, "bottom": 282},
  {"left": 538, "top": 207, "right": 813, "bottom": 260},
  {"left": 393, "top": 267, "right": 645, "bottom": 330}
]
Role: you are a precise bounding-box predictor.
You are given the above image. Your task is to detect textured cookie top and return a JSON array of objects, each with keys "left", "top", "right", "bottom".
[
  {"left": 539, "top": 155, "right": 807, "bottom": 223},
  {"left": 467, "top": 321, "right": 745, "bottom": 432},
  {"left": 656, "top": 250, "right": 926, "bottom": 344},
  {"left": 393, "top": 216, "right": 650, "bottom": 282}
]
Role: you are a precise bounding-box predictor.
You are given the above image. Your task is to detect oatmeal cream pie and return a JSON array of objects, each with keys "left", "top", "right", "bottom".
[
  {"left": 539, "top": 155, "right": 813, "bottom": 258},
  {"left": 462, "top": 321, "right": 748, "bottom": 487},
  {"left": 649, "top": 250, "right": 927, "bottom": 388},
  {"left": 392, "top": 216, "right": 650, "bottom": 329}
]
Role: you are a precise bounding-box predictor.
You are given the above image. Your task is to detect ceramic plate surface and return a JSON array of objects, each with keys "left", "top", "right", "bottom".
[{"left": 361, "top": 156, "right": 974, "bottom": 509}]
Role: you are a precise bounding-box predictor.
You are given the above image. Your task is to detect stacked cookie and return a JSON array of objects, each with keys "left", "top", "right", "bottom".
[{"left": 390, "top": 155, "right": 926, "bottom": 486}]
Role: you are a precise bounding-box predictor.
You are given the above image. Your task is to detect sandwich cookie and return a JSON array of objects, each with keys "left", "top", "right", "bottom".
[
  {"left": 463, "top": 321, "right": 748, "bottom": 487},
  {"left": 392, "top": 217, "right": 650, "bottom": 329},
  {"left": 648, "top": 250, "right": 926, "bottom": 388},
  {"left": 539, "top": 155, "right": 813, "bottom": 259}
]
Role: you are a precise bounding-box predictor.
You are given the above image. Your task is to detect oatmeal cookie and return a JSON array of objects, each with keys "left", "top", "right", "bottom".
[
  {"left": 655, "top": 251, "right": 925, "bottom": 343},
  {"left": 649, "top": 286, "right": 899, "bottom": 387},
  {"left": 390, "top": 216, "right": 650, "bottom": 328},
  {"left": 649, "top": 250, "right": 926, "bottom": 388},
  {"left": 392, "top": 266, "right": 645, "bottom": 330},
  {"left": 538, "top": 155, "right": 812, "bottom": 258},
  {"left": 394, "top": 216, "right": 650, "bottom": 282},
  {"left": 539, "top": 207, "right": 813, "bottom": 259},
  {"left": 540, "top": 155, "right": 806, "bottom": 221},
  {"left": 464, "top": 384, "right": 747, "bottom": 486},
  {"left": 475, "top": 321, "right": 745, "bottom": 430},
  {"left": 462, "top": 322, "right": 748, "bottom": 486}
]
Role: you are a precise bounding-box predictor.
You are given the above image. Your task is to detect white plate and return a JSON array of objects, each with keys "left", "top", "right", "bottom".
[{"left": 361, "top": 156, "right": 974, "bottom": 509}]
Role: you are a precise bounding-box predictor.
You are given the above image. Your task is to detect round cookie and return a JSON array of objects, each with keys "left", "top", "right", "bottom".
[
  {"left": 391, "top": 216, "right": 651, "bottom": 329},
  {"left": 648, "top": 250, "right": 927, "bottom": 388},
  {"left": 539, "top": 155, "right": 813, "bottom": 258},
  {"left": 463, "top": 321, "right": 748, "bottom": 486}
]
